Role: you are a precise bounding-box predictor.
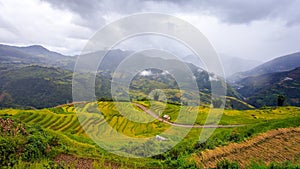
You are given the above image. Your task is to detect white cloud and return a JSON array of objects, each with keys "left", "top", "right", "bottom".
[
  {"left": 0, "top": 0, "right": 93, "bottom": 55},
  {"left": 0, "top": 0, "right": 299, "bottom": 61},
  {"left": 178, "top": 14, "right": 300, "bottom": 61},
  {"left": 139, "top": 70, "right": 153, "bottom": 76}
]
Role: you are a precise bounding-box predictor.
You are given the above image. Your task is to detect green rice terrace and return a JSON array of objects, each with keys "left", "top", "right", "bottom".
[{"left": 1, "top": 101, "right": 300, "bottom": 168}]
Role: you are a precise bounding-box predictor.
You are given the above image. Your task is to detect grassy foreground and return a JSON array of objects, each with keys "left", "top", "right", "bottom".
[{"left": 1, "top": 102, "right": 300, "bottom": 168}]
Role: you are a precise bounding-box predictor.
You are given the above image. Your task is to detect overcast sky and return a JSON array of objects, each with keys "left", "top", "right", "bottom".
[{"left": 1, "top": 0, "right": 300, "bottom": 61}]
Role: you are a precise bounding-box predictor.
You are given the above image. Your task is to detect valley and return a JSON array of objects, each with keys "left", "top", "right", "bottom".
[
  {"left": 1, "top": 44, "right": 300, "bottom": 168},
  {"left": 1, "top": 0, "right": 300, "bottom": 168}
]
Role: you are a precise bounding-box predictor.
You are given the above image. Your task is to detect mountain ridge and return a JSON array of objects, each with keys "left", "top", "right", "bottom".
[
  {"left": 235, "top": 67, "right": 300, "bottom": 107},
  {"left": 230, "top": 52, "right": 300, "bottom": 82}
]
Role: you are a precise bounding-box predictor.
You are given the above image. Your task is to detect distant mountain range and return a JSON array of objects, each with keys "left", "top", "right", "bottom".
[
  {"left": 0, "top": 44, "right": 74, "bottom": 69},
  {"left": 228, "top": 51, "right": 300, "bottom": 107},
  {"left": 0, "top": 44, "right": 251, "bottom": 109},
  {"left": 1, "top": 44, "right": 300, "bottom": 108},
  {"left": 229, "top": 52, "right": 300, "bottom": 82},
  {"left": 235, "top": 67, "right": 300, "bottom": 107}
]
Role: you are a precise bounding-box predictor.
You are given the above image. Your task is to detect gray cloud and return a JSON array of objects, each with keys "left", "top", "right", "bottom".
[
  {"left": 40, "top": 0, "right": 147, "bottom": 29},
  {"left": 40, "top": 0, "right": 105, "bottom": 29},
  {"left": 156, "top": 0, "right": 299, "bottom": 25},
  {"left": 41, "top": 0, "right": 300, "bottom": 27},
  {"left": 41, "top": 0, "right": 100, "bottom": 18},
  {"left": 1, "top": 0, "right": 300, "bottom": 61}
]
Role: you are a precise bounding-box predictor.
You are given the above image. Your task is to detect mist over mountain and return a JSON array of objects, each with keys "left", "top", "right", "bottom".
[
  {"left": 179, "top": 54, "right": 261, "bottom": 77},
  {"left": 0, "top": 44, "right": 251, "bottom": 109},
  {"left": 230, "top": 52, "right": 300, "bottom": 82},
  {"left": 1, "top": 44, "right": 300, "bottom": 109}
]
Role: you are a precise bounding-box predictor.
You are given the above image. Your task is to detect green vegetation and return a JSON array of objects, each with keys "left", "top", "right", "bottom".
[
  {"left": 216, "top": 159, "right": 239, "bottom": 169},
  {"left": 214, "top": 159, "right": 300, "bottom": 169},
  {"left": 249, "top": 161, "right": 300, "bottom": 169},
  {"left": 236, "top": 67, "right": 300, "bottom": 107},
  {"left": 0, "top": 117, "right": 59, "bottom": 167},
  {"left": 0, "top": 102, "right": 300, "bottom": 168},
  {"left": 0, "top": 64, "right": 251, "bottom": 109}
]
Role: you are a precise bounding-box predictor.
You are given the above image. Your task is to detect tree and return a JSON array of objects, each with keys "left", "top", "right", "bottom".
[
  {"left": 212, "top": 98, "right": 223, "bottom": 108},
  {"left": 153, "top": 92, "right": 159, "bottom": 101},
  {"left": 277, "top": 95, "right": 285, "bottom": 106}
]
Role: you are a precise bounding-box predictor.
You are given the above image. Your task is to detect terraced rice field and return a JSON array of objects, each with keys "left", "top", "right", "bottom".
[
  {"left": 5, "top": 102, "right": 300, "bottom": 141},
  {"left": 194, "top": 126, "right": 300, "bottom": 168},
  {"left": 8, "top": 102, "right": 170, "bottom": 142},
  {"left": 1, "top": 102, "right": 300, "bottom": 168}
]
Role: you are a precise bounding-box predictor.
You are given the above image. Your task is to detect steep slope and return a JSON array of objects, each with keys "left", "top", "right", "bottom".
[
  {"left": 235, "top": 67, "right": 300, "bottom": 107},
  {"left": 0, "top": 63, "right": 250, "bottom": 109},
  {"left": 0, "top": 66, "right": 73, "bottom": 108},
  {"left": 0, "top": 44, "right": 248, "bottom": 109},
  {"left": 0, "top": 65, "right": 114, "bottom": 108},
  {"left": 194, "top": 127, "right": 300, "bottom": 168},
  {"left": 230, "top": 52, "right": 300, "bottom": 82}
]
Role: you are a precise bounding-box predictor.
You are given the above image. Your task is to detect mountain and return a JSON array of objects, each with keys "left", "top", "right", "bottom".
[
  {"left": 0, "top": 63, "right": 249, "bottom": 109},
  {"left": 235, "top": 67, "right": 300, "bottom": 107},
  {"left": 0, "top": 44, "right": 75, "bottom": 69},
  {"left": 109, "top": 54, "right": 248, "bottom": 108},
  {"left": 0, "top": 66, "right": 73, "bottom": 108},
  {"left": 230, "top": 52, "right": 300, "bottom": 82},
  {"left": 0, "top": 44, "right": 135, "bottom": 71},
  {"left": 0, "top": 44, "right": 251, "bottom": 109},
  {"left": 16, "top": 45, "right": 67, "bottom": 59},
  {"left": 182, "top": 54, "right": 204, "bottom": 68},
  {"left": 0, "top": 65, "right": 114, "bottom": 109}
]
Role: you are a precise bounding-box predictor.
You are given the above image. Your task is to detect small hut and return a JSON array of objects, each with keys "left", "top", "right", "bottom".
[
  {"left": 163, "top": 114, "right": 171, "bottom": 120},
  {"left": 155, "top": 135, "right": 167, "bottom": 141}
]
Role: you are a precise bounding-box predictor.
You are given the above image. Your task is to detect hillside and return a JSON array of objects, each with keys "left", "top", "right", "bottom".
[
  {"left": 230, "top": 52, "right": 300, "bottom": 82},
  {"left": 0, "top": 65, "right": 251, "bottom": 109},
  {"left": 1, "top": 102, "right": 300, "bottom": 168},
  {"left": 0, "top": 44, "right": 74, "bottom": 69},
  {"left": 0, "top": 46, "right": 251, "bottom": 109},
  {"left": 194, "top": 126, "right": 300, "bottom": 168},
  {"left": 235, "top": 67, "right": 300, "bottom": 107},
  {"left": 0, "top": 66, "right": 73, "bottom": 108},
  {"left": 0, "top": 65, "right": 113, "bottom": 108}
]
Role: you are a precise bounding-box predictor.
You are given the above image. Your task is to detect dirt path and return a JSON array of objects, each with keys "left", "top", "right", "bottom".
[
  {"left": 133, "top": 103, "right": 244, "bottom": 128},
  {"left": 194, "top": 127, "right": 300, "bottom": 168}
]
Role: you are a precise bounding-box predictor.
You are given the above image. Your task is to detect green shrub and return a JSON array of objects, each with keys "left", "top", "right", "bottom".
[
  {"left": 22, "top": 135, "right": 48, "bottom": 161},
  {"left": 0, "top": 137, "right": 18, "bottom": 166},
  {"left": 0, "top": 118, "right": 61, "bottom": 167},
  {"left": 43, "top": 161, "right": 70, "bottom": 169},
  {"left": 216, "top": 159, "right": 239, "bottom": 169},
  {"left": 249, "top": 161, "right": 300, "bottom": 169}
]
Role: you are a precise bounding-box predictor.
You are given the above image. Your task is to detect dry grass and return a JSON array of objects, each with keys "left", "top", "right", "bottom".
[{"left": 193, "top": 127, "right": 300, "bottom": 168}]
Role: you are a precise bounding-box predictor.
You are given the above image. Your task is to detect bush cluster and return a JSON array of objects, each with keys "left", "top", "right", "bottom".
[{"left": 0, "top": 118, "right": 60, "bottom": 167}]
